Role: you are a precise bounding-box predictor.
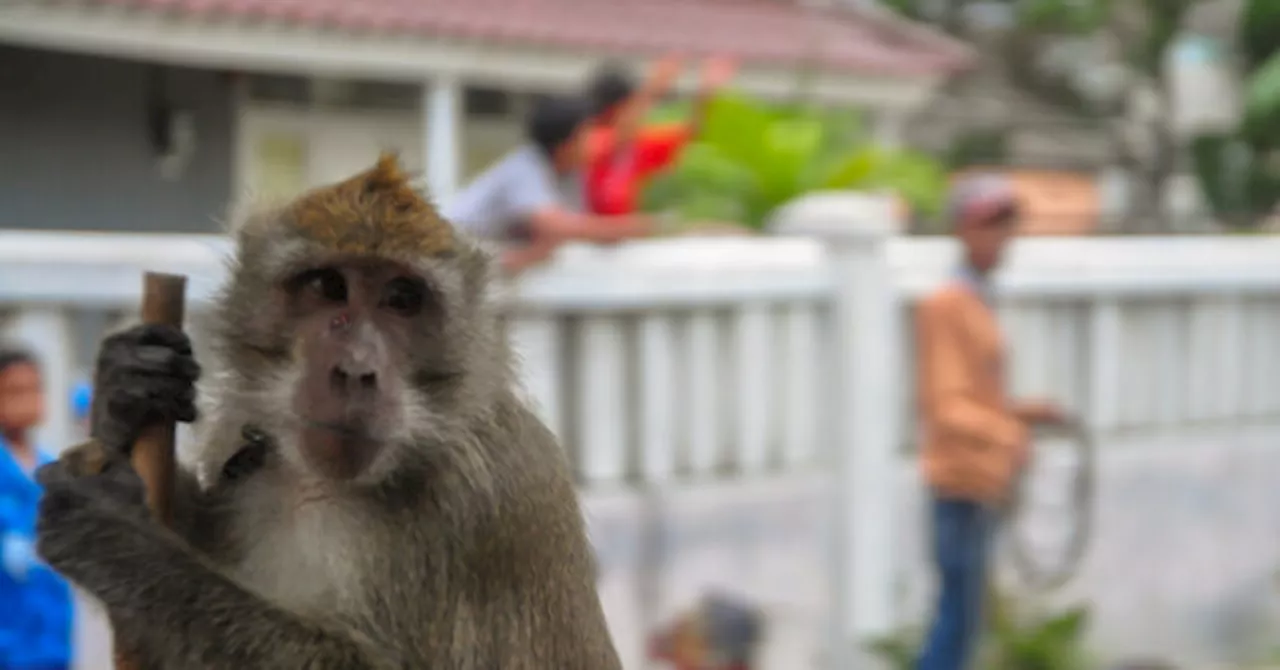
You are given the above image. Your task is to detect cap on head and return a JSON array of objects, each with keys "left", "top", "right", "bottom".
[{"left": 945, "top": 173, "right": 1019, "bottom": 230}]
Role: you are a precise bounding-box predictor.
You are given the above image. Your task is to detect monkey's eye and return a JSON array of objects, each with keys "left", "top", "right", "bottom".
[
  {"left": 296, "top": 268, "right": 347, "bottom": 304},
  {"left": 381, "top": 277, "right": 425, "bottom": 315}
]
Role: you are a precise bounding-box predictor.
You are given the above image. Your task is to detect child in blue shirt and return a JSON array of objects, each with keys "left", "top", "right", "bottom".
[{"left": 0, "top": 346, "right": 73, "bottom": 670}]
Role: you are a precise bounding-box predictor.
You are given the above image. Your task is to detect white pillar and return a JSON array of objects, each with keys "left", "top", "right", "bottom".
[
  {"left": 773, "top": 193, "right": 901, "bottom": 667},
  {"left": 423, "top": 75, "right": 462, "bottom": 204}
]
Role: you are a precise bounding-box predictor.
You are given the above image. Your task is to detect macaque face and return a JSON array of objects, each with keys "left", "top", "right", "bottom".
[
  {"left": 279, "top": 256, "right": 439, "bottom": 481},
  {"left": 216, "top": 153, "right": 485, "bottom": 486}
]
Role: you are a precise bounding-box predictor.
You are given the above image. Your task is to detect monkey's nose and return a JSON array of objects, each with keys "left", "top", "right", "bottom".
[{"left": 329, "top": 363, "right": 378, "bottom": 394}]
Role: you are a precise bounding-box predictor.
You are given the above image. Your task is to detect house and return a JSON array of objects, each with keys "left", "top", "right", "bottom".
[
  {"left": 896, "top": 0, "right": 1251, "bottom": 235},
  {"left": 949, "top": 166, "right": 1105, "bottom": 236},
  {"left": 897, "top": 14, "right": 1121, "bottom": 235},
  {"left": 0, "top": 0, "right": 972, "bottom": 235}
]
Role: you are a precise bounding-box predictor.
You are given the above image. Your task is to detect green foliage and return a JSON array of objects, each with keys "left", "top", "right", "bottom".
[
  {"left": 1245, "top": 51, "right": 1280, "bottom": 144},
  {"left": 644, "top": 99, "right": 693, "bottom": 125},
  {"left": 1197, "top": 128, "right": 1280, "bottom": 227},
  {"left": 1130, "top": 0, "right": 1199, "bottom": 78},
  {"left": 638, "top": 93, "right": 948, "bottom": 231},
  {"left": 985, "top": 599, "right": 1093, "bottom": 670},
  {"left": 946, "top": 129, "right": 1010, "bottom": 169},
  {"left": 1230, "top": 0, "right": 1280, "bottom": 223},
  {"left": 1191, "top": 132, "right": 1241, "bottom": 222},
  {"left": 1241, "top": 0, "right": 1280, "bottom": 71},
  {"left": 1187, "top": 132, "right": 1280, "bottom": 229},
  {"left": 865, "top": 626, "right": 922, "bottom": 670},
  {"left": 864, "top": 592, "right": 1095, "bottom": 670},
  {"left": 1015, "top": 0, "right": 1108, "bottom": 34},
  {"left": 880, "top": 0, "right": 928, "bottom": 22}
]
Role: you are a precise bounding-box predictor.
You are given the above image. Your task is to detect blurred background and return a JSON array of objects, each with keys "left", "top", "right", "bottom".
[{"left": 2, "top": 0, "right": 1280, "bottom": 669}]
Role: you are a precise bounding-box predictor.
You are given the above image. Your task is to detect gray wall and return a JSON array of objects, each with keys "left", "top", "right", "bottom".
[{"left": 0, "top": 46, "right": 233, "bottom": 233}]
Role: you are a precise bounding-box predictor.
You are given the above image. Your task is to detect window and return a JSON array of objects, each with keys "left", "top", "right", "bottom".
[
  {"left": 245, "top": 74, "right": 310, "bottom": 105},
  {"left": 316, "top": 80, "right": 419, "bottom": 111},
  {"left": 251, "top": 132, "right": 309, "bottom": 200},
  {"left": 465, "top": 86, "right": 513, "bottom": 118}
]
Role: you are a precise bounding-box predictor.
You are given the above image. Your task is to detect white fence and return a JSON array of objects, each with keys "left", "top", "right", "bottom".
[{"left": 4, "top": 194, "right": 1280, "bottom": 669}]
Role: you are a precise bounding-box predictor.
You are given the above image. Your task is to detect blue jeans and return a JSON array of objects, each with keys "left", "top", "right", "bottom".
[{"left": 916, "top": 497, "right": 995, "bottom": 670}]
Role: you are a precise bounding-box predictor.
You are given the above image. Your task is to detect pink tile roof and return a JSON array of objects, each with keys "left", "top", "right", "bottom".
[{"left": 84, "top": 0, "right": 972, "bottom": 75}]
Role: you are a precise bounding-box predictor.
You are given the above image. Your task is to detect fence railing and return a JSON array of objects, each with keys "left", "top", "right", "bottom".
[
  {"left": 4, "top": 195, "right": 1280, "bottom": 667},
  {"left": 7, "top": 212, "right": 1278, "bottom": 482}
]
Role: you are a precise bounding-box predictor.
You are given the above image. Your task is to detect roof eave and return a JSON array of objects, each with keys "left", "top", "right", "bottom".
[{"left": 0, "top": 3, "right": 947, "bottom": 109}]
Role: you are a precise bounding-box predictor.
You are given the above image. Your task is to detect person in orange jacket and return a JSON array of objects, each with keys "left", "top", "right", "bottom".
[{"left": 914, "top": 174, "right": 1068, "bottom": 670}]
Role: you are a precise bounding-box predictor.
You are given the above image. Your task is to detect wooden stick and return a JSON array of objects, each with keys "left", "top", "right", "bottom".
[{"left": 113, "top": 272, "right": 187, "bottom": 670}]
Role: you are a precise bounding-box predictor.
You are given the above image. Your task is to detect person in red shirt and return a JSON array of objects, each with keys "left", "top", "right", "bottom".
[{"left": 584, "top": 55, "right": 737, "bottom": 216}]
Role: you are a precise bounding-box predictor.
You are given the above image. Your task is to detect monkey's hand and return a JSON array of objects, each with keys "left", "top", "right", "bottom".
[
  {"left": 33, "top": 440, "right": 157, "bottom": 593},
  {"left": 92, "top": 323, "right": 201, "bottom": 455}
]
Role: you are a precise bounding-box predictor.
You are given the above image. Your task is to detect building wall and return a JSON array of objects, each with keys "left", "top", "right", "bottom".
[
  {"left": 235, "top": 77, "right": 529, "bottom": 209},
  {"left": 0, "top": 46, "right": 234, "bottom": 233},
  {"left": 951, "top": 166, "right": 1103, "bottom": 235}
]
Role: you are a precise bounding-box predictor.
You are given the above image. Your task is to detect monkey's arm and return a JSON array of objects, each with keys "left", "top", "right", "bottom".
[{"left": 35, "top": 458, "right": 398, "bottom": 670}]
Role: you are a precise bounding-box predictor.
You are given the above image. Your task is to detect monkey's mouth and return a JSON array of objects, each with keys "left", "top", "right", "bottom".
[
  {"left": 301, "top": 418, "right": 382, "bottom": 442},
  {"left": 298, "top": 417, "right": 385, "bottom": 480}
]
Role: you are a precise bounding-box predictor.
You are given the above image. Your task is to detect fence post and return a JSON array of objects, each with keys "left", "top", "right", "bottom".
[{"left": 776, "top": 193, "right": 901, "bottom": 667}]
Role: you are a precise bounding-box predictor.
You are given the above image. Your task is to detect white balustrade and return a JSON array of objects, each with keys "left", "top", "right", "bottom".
[{"left": 4, "top": 218, "right": 1280, "bottom": 669}]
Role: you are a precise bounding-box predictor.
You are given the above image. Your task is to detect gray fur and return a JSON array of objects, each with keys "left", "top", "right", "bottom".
[{"left": 36, "top": 209, "right": 621, "bottom": 669}]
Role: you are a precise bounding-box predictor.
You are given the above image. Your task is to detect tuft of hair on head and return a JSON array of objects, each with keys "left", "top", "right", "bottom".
[
  {"left": 365, "top": 152, "right": 413, "bottom": 194},
  {"left": 283, "top": 152, "right": 457, "bottom": 258}
]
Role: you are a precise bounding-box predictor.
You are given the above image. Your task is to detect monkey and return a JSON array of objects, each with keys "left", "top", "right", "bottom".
[{"left": 33, "top": 154, "right": 623, "bottom": 670}]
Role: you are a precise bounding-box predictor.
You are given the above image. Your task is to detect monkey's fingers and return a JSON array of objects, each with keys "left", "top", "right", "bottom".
[
  {"left": 103, "top": 381, "right": 198, "bottom": 427},
  {"left": 106, "top": 323, "right": 193, "bottom": 355},
  {"left": 102, "top": 345, "right": 201, "bottom": 386}
]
